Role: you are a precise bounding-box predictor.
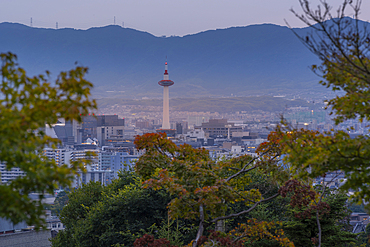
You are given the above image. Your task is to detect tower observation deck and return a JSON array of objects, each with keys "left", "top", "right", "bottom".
[{"left": 158, "top": 62, "right": 174, "bottom": 130}]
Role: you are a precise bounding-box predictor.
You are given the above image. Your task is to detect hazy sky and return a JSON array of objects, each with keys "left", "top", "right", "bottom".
[{"left": 1, "top": 0, "right": 369, "bottom": 36}]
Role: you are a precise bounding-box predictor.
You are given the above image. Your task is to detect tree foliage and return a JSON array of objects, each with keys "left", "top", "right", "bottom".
[
  {"left": 356, "top": 223, "right": 370, "bottom": 247},
  {"left": 254, "top": 3, "right": 370, "bottom": 245},
  {"left": 290, "top": 0, "right": 370, "bottom": 117},
  {"left": 275, "top": 0, "right": 370, "bottom": 204},
  {"left": 47, "top": 190, "right": 69, "bottom": 216},
  {"left": 51, "top": 139, "right": 356, "bottom": 247},
  {"left": 52, "top": 170, "right": 171, "bottom": 247},
  {"left": 256, "top": 128, "right": 358, "bottom": 247},
  {"left": 144, "top": 218, "right": 189, "bottom": 246},
  {"left": 134, "top": 234, "right": 177, "bottom": 247},
  {"left": 283, "top": 188, "right": 356, "bottom": 247},
  {"left": 225, "top": 169, "right": 288, "bottom": 229},
  {"left": 0, "top": 52, "right": 96, "bottom": 227},
  {"left": 134, "top": 133, "right": 290, "bottom": 246},
  {"left": 191, "top": 220, "right": 294, "bottom": 247}
]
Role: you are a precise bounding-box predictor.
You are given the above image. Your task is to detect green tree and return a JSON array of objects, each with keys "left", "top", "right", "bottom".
[
  {"left": 356, "top": 223, "right": 370, "bottom": 247},
  {"left": 257, "top": 127, "right": 361, "bottom": 247},
  {"left": 59, "top": 182, "right": 104, "bottom": 230},
  {"left": 50, "top": 181, "right": 104, "bottom": 247},
  {"left": 283, "top": 0, "right": 370, "bottom": 201},
  {"left": 134, "top": 133, "right": 292, "bottom": 247},
  {"left": 348, "top": 201, "right": 366, "bottom": 213},
  {"left": 48, "top": 190, "right": 69, "bottom": 216},
  {"left": 145, "top": 218, "right": 186, "bottom": 247},
  {"left": 222, "top": 169, "right": 291, "bottom": 247},
  {"left": 267, "top": 1, "right": 370, "bottom": 246},
  {"left": 0, "top": 52, "right": 96, "bottom": 228},
  {"left": 225, "top": 169, "right": 289, "bottom": 224},
  {"left": 52, "top": 170, "right": 172, "bottom": 247},
  {"left": 282, "top": 185, "right": 356, "bottom": 247}
]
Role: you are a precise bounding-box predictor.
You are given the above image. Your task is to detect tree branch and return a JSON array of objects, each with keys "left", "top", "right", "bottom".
[
  {"left": 210, "top": 193, "right": 279, "bottom": 223},
  {"left": 193, "top": 204, "right": 205, "bottom": 247},
  {"left": 225, "top": 149, "right": 275, "bottom": 183}
]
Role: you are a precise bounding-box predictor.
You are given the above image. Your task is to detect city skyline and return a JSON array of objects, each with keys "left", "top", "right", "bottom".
[{"left": 1, "top": 0, "right": 369, "bottom": 37}]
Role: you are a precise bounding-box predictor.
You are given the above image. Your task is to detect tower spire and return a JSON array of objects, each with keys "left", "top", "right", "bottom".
[{"left": 164, "top": 61, "right": 169, "bottom": 79}]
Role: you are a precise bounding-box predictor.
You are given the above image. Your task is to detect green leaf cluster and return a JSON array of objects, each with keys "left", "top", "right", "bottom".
[
  {"left": 135, "top": 133, "right": 286, "bottom": 225},
  {"left": 51, "top": 170, "right": 171, "bottom": 247},
  {"left": 280, "top": 129, "right": 370, "bottom": 204},
  {"left": 283, "top": 191, "right": 357, "bottom": 247},
  {"left": 45, "top": 190, "right": 69, "bottom": 216},
  {"left": 283, "top": 0, "right": 370, "bottom": 206},
  {"left": 0, "top": 52, "right": 96, "bottom": 228}
]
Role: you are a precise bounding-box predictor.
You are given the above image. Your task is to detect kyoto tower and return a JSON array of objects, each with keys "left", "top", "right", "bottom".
[{"left": 158, "top": 61, "right": 174, "bottom": 130}]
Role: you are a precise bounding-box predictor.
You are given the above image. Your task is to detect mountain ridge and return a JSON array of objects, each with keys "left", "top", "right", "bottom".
[{"left": 0, "top": 20, "right": 367, "bottom": 98}]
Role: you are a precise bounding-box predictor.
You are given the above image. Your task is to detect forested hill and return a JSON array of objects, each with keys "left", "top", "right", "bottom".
[{"left": 0, "top": 20, "right": 367, "bottom": 98}]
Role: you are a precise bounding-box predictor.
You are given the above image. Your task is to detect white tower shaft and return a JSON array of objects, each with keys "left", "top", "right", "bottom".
[
  {"left": 158, "top": 61, "right": 174, "bottom": 130},
  {"left": 162, "top": 86, "right": 170, "bottom": 129}
]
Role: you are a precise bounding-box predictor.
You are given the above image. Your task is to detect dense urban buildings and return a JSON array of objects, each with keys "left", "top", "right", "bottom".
[{"left": 2, "top": 99, "right": 369, "bottom": 187}]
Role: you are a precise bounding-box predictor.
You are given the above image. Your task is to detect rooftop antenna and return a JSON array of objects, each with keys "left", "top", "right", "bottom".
[
  {"left": 30, "top": 17, "right": 33, "bottom": 27},
  {"left": 56, "top": 22, "right": 58, "bottom": 29}
]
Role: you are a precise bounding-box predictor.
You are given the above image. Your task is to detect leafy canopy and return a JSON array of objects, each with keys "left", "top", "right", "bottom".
[
  {"left": 134, "top": 133, "right": 291, "bottom": 246},
  {"left": 0, "top": 52, "right": 96, "bottom": 227},
  {"left": 283, "top": 187, "right": 356, "bottom": 247},
  {"left": 52, "top": 170, "right": 171, "bottom": 247},
  {"left": 277, "top": 0, "right": 370, "bottom": 205},
  {"left": 135, "top": 133, "right": 283, "bottom": 222}
]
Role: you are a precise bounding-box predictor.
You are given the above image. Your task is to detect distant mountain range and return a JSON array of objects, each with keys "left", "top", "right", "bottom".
[{"left": 0, "top": 20, "right": 367, "bottom": 98}]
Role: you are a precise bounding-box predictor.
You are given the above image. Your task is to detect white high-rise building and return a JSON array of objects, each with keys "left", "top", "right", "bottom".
[{"left": 43, "top": 148, "right": 66, "bottom": 166}]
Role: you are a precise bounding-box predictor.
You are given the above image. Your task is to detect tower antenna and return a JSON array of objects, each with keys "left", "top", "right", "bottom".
[
  {"left": 114, "top": 16, "right": 116, "bottom": 25},
  {"left": 30, "top": 17, "right": 33, "bottom": 27},
  {"left": 56, "top": 22, "right": 58, "bottom": 29}
]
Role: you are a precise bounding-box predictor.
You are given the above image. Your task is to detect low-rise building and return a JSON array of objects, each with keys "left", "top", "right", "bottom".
[{"left": 196, "top": 119, "right": 243, "bottom": 139}]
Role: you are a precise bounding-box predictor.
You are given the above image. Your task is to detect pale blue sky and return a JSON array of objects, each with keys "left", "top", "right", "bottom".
[{"left": 1, "top": 0, "right": 369, "bottom": 36}]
